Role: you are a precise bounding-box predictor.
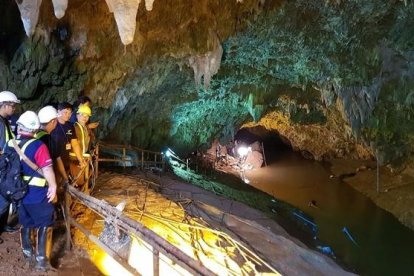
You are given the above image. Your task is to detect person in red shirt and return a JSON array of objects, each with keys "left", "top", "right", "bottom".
[{"left": 11, "top": 111, "right": 57, "bottom": 272}]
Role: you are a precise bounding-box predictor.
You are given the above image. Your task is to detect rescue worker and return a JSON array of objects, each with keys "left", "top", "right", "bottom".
[
  {"left": 70, "top": 104, "right": 93, "bottom": 192},
  {"left": 0, "top": 91, "right": 20, "bottom": 241},
  {"left": 50, "top": 102, "right": 85, "bottom": 175},
  {"left": 70, "top": 95, "right": 99, "bottom": 136},
  {"left": 70, "top": 95, "right": 92, "bottom": 124},
  {"left": 12, "top": 111, "right": 57, "bottom": 271},
  {"left": 0, "top": 90, "right": 19, "bottom": 150},
  {"left": 37, "top": 106, "right": 69, "bottom": 185}
]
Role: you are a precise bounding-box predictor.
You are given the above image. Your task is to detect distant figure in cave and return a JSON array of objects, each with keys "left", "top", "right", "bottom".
[
  {"left": 308, "top": 200, "right": 318, "bottom": 209},
  {"left": 227, "top": 139, "right": 235, "bottom": 157}
]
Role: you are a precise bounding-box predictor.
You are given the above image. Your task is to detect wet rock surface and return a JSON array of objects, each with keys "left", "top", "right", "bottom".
[{"left": 330, "top": 159, "right": 414, "bottom": 231}]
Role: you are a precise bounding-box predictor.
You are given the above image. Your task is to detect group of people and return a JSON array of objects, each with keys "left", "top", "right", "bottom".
[{"left": 0, "top": 90, "right": 98, "bottom": 271}]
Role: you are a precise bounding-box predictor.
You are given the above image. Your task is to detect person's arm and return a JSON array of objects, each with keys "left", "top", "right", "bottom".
[
  {"left": 42, "top": 165, "right": 57, "bottom": 203},
  {"left": 71, "top": 138, "right": 85, "bottom": 166},
  {"left": 56, "top": 157, "right": 68, "bottom": 181},
  {"left": 34, "top": 142, "right": 57, "bottom": 202},
  {"left": 87, "top": 121, "right": 99, "bottom": 129}
]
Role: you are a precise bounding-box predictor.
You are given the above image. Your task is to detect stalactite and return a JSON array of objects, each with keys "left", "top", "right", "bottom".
[
  {"left": 105, "top": 0, "right": 114, "bottom": 12},
  {"left": 145, "top": 0, "right": 155, "bottom": 11},
  {"left": 16, "top": 0, "right": 43, "bottom": 37},
  {"left": 51, "top": 0, "right": 68, "bottom": 19},
  {"left": 13, "top": 0, "right": 248, "bottom": 45},
  {"left": 188, "top": 34, "right": 223, "bottom": 89},
  {"left": 105, "top": 0, "right": 141, "bottom": 45}
]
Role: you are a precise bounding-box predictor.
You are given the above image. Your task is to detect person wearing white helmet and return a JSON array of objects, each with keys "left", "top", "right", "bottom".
[
  {"left": 0, "top": 91, "right": 20, "bottom": 152},
  {"left": 36, "top": 106, "right": 69, "bottom": 185},
  {"left": 12, "top": 111, "right": 57, "bottom": 271},
  {"left": 0, "top": 91, "right": 20, "bottom": 243}
]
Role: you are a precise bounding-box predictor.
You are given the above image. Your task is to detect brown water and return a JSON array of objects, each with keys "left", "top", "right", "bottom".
[{"left": 244, "top": 150, "right": 414, "bottom": 276}]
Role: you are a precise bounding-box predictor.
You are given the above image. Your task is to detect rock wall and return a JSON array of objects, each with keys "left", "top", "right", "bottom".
[{"left": 1, "top": 0, "right": 414, "bottom": 166}]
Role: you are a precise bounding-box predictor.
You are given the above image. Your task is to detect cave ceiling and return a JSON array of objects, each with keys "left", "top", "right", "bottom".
[{"left": 0, "top": 0, "right": 414, "bottom": 165}]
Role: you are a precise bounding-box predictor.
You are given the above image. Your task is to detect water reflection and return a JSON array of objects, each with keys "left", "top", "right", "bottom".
[{"left": 245, "top": 150, "right": 414, "bottom": 275}]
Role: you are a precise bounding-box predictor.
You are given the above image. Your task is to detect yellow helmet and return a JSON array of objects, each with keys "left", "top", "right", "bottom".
[{"left": 77, "top": 104, "right": 91, "bottom": 116}]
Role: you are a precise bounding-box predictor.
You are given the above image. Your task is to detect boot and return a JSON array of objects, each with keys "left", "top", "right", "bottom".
[
  {"left": 35, "top": 227, "right": 53, "bottom": 271},
  {"left": 20, "top": 228, "right": 34, "bottom": 264}
]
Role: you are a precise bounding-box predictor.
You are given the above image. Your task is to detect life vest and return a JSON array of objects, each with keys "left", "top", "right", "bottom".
[
  {"left": 69, "top": 122, "right": 90, "bottom": 159},
  {"left": 21, "top": 139, "right": 47, "bottom": 187},
  {"left": 7, "top": 138, "right": 46, "bottom": 187}
]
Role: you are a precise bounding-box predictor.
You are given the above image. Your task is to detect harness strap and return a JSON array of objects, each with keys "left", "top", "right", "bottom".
[
  {"left": 12, "top": 139, "right": 47, "bottom": 187},
  {"left": 75, "top": 122, "right": 87, "bottom": 154}
]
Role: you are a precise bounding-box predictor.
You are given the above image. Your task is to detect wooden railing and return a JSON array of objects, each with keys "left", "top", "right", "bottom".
[{"left": 95, "top": 142, "right": 165, "bottom": 176}]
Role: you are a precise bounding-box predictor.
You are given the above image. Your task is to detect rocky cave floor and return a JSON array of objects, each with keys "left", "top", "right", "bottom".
[{"left": 0, "top": 229, "right": 100, "bottom": 276}]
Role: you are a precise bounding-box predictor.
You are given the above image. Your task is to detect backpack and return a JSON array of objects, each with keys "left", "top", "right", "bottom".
[{"left": 0, "top": 139, "right": 35, "bottom": 202}]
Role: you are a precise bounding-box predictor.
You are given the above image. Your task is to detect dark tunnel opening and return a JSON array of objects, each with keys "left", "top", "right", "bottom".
[{"left": 234, "top": 126, "right": 293, "bottom": 163}]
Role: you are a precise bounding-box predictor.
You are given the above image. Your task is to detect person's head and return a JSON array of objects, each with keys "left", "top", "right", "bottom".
[
  {"left": 17, "top": 111, "right": 40, "bottom": 136},
  {"left": 57, "top": 102, "right": 73, "bottom": 123},
  {"left": 0, "top": 91, "right": 20, "bottom": 117},
  {"left": 38, "top": 105, "right": 58, "bottom": 133},
  {"left": 78, "top": 95, "right": 92, "bottom": 107},
  {"left": 76, "top": 104, "right": 91, "bottom": 125}
]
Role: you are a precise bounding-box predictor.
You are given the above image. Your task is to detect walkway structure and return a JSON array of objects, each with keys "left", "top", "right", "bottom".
[{"left": 65, "top": 142, "right": 279, "bottom": 275}]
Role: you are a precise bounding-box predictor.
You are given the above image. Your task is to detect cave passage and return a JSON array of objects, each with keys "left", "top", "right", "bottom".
[{"left": 235, "top": 126, "right": 292, "bottom": 161}]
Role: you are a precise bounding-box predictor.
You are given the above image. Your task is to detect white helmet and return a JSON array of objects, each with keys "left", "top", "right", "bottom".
[
  {"left": 38, "top": 105, "right": 58, "bottom": 124},
  {"left": 17, "top": 111, "right": 40, "bottom": 131},
  {"left": 0, "top": 91, "right": 20, "bottom": 103}
]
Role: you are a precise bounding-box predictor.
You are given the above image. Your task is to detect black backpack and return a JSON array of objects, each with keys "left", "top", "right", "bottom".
[{"left": 0, "top": 139, "right": 35, "bottom": 202}]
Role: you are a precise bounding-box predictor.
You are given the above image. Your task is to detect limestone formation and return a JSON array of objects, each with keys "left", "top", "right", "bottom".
[
  {"left": 105, "top": 0, "right": 141, "bottom": 45},
  {"left": 188, "top": 39, "right": 223, "bottom": 89},
  {"left": 16, "top": 0, "right": 42, "bottom": 36},
  {"left": 51, "top": 0, "right": 68, "bottom": 19}
]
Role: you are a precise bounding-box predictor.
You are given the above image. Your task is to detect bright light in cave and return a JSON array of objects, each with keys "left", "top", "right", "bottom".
[
  {"left": 91, "top": 228, "right": 259, "bottom": 276},
  {"left": 92, "top": 249, "right": 132, "bottom": 276},
  {"left": 237, "top": 146, "right": 251, "bottom": 157}
]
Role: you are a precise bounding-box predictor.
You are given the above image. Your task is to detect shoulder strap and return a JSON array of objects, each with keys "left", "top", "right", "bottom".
[
  {"left": 2, "top": 116, "right": 14, "bottom": 142},
  {"left": 11, "top": 139, "right": 44, "bottom": 177},
  {"left": 75, "top": 122, "right": 86, "bottom": 153}
]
